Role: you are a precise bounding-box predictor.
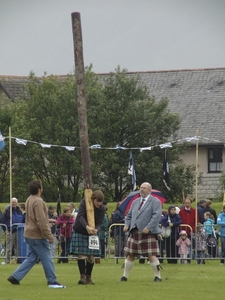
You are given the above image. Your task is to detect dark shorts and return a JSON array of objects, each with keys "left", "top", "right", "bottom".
[
  {"left": 124, "top": 230, "right": 159, "bottom": 256},
  {"left": 69, "top": 231, "right": 101, "bottom": 256}
]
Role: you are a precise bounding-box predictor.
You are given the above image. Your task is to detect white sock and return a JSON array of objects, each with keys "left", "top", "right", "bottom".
[
  {"left": 150, "top": 259, "right": 161, "bottom": 278},
  {"left": 123, "top": 259, "right": 134, "bottom": 278}
]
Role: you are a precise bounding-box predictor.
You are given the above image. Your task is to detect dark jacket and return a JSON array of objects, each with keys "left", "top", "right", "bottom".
[
  {"left": 73, "top": 199, "right": 105, "bottom": 235},
  {"left": 197, "top": 204, "right": 206, "bottom": 224},
  {"left": 112, "top": 207, "right": 125, "bottom": 236},
  {"left": 161, "top": 211, "right": 182, "bottom": 239}
]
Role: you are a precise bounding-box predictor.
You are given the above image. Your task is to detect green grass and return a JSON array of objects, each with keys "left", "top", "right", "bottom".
[{"left": 0, "top": 259, "right": 224, "bottom": 300}]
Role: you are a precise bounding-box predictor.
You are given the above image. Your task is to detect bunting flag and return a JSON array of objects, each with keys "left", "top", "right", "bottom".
[
  {"left": 0, "top": 131, "right": 5, "bottom": 152},
  {"left": 2, "top": 134, "right": 221, "bottom": 152},
  {"left": 128, "top": 151, "right": 136, "bottom": 191},
  {"left": 163, "top": 149, "right": 171, "bottom": 191}
]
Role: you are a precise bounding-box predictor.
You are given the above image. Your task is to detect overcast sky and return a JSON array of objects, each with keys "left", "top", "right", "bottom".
[{"left": 1, "top": 0, "right": 225, "bottom": 76}]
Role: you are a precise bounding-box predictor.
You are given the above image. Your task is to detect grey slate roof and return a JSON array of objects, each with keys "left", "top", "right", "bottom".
[
  {"left": 124, "top": 68, "right": 225, "bottom": 145},
  {"left": 0, "top": 75, "right": 29, "bottom": 101},
  {"left": 1, "top": 68, "right": 225, "bottom": 145}
]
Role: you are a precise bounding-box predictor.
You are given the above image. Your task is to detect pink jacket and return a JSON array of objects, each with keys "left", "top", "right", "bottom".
[{"left": 176, "top": 237, "right": 191, "bottom": 255}]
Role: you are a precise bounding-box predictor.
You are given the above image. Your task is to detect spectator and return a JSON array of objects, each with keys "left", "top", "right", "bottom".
[
  {"left": 161, "top": 206, "right": 182, "bottom": 264},
  {"left": 2, "top": 198, "right": 25, "bottom": 264},
  {"left": 57, "top": 207, "right": 74, "bottom": 263},
  {"left": 112, "top": 203, "right": 126, "bottom": 258},
  {"left": 67, "top": 202, "right": 78, "bottom": 222},
  {"left": 204, "top": 212, "right": 217, "bottom": 258},
  {"left": 217, "top": 205, "right": 225, "bottom": 265},
  {"left": 48, "top": 205, "right": 58, "bottom": 258},
  {"left": 176, "top": 230, "right": 191, "bottom": 264},
  {"left": 196, "top": 223, "right": 207, "bottom": 264},
  {"left": 204, "top": 200, "right": 217, "bottom": 224},
  {"left": 179, "top": 197, "right": 198, "bottom": 262},
  {"left": 197, "top": 199, "right": 207, "bottom": 224},
  {"left": 99, "top": 200, "right": 109, "bottom": 259}
]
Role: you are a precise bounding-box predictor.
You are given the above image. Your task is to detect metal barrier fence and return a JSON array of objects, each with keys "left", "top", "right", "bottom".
[
  {"left": 0, "top": 223, "right": 75, "bottom": 264},
  {"left": 1, "top": 222, "right": 224, "bottom": 264},
  {"left": 108, "top": 223, "right": 225, "bottom": 264}
]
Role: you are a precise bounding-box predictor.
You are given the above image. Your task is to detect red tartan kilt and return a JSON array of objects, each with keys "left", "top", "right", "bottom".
[{"left": 124, "top": 230, "right": 159, "bottom": 256}]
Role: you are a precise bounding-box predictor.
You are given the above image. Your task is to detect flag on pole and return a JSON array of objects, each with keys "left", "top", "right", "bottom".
[
  {"left": 0, "top": 131, "right": 5, "bottom": 152},
  {"left": 163, "top": 149, "right": 171, "bottom": 191},
  {"left": 128, "top": 151, "right": 136, "bottom": 191},
  {"left": 56, "top": 191, "right": 61, "bottom": 217}
]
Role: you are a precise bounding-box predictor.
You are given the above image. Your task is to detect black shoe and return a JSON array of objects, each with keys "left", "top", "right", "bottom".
[
  {"left": 7, "top": 276, "right": 20, "bottom": 285},
  {"left": 119, "top": 276, "right": 127, "bottom": 282},
  {"left": 48, "top": 281, "right": 66, "bottom": 288},
  {"left": 153, "top": 277, "right": 162, "bottom": 282}
]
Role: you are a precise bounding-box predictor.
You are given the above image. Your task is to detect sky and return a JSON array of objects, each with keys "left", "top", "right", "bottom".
[{"left": 0, "top": 0, "right": 225, "bottom": 76}]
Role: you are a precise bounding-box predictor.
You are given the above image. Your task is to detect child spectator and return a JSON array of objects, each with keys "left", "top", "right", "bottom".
[
  {"left": 217, "top": 205, "right": 225, "bottom": 265},
  {"left": 204, "top": 212, "right": 217, "bottom": 258},
  {"left": 176, "top": 230, "right": 191, "bottom": 264},
  {"left": 57, "top": 207, "right": 74, "bottom": 263},
  {"left": 196, "top": 223, "right": 207, "bottom": 264}
]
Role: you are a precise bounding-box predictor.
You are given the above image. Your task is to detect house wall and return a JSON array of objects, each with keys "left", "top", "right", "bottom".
[{"left": 180, "top": 147, "right": 223, "bottom": 199}]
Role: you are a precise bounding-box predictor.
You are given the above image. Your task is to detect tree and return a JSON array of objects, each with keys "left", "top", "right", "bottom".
[
  {"left": 0, "top": 66, "right": 198, "bottom": 203},
  {"left": 90, "top": 67, "right": 191, "bottom": 201},
  {"left": 9, "top": 70, "right": 103, "bottom": 202}
]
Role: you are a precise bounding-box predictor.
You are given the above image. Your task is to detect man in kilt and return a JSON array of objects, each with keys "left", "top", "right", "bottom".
[
  {"left": 119, "top": 182, "right": 163, "bottom": 282},
  {"left": 70, "top": 190, "right": 105, "bottom": 284}
]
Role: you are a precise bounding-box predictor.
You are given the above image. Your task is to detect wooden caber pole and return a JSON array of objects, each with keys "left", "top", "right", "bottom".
[{"left": 71, "top": 12, "right": 95, "bottom": 228}]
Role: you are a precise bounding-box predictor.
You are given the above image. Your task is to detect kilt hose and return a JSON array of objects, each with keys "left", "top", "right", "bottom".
[
  {"left": 70, "top": 231, "right": 101, "bottom": 257},
  {"left": 124, "top": 229, "right": 160, "bottom": 256}
]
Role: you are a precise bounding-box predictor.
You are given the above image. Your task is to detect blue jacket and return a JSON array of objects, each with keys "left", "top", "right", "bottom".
[
  {"left": 3, "top": 206, "right": 25, "bottom": 231},
  {"left": 217, "top": 211, "right": 225, "bottom": 237},
  {"left": 204, "top": 218, "right": 214, "bottom": 235}
]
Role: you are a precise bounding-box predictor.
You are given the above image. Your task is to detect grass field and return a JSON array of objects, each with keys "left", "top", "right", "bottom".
[
  {"left": 1, "top": 200, "right": 224, "bottom": 299},
  {"left": 0, "top": 258, "right": 224, "bottom": 300}
]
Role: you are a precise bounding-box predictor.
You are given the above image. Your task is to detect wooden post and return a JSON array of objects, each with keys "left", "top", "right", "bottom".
[{"left": 71, "top": 12, "right": 94, "bottom": 228}]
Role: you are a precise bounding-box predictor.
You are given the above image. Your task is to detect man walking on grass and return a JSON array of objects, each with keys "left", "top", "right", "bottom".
[
  {"left": 119, "top": 182, "right": 163, "bottom": 282},
  {"left": 7, "top": 180, "right": 65, "bottom": 288}
]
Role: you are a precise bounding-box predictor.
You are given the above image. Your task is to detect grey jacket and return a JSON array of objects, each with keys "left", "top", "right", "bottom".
[{"left": 125, "top": 195, "right": 162, "bottom": 234}]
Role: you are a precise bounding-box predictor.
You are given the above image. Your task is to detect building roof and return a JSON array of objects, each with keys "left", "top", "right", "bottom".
[
  {"left": 1, "top": 68, "right": 225, "bottom": 145},
  {"left": 123, "top": 68, "right": 225, "bottom": 145},
  {"left": 0, "top": 75, "right": 30, "bottom": 101}
]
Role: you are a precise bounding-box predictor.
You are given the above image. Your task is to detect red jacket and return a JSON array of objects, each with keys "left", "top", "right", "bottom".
[{"left": 179, "top": 207, "right": 198, "bottom": 235}]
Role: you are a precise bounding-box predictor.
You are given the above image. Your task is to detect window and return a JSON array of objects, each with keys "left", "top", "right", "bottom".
[{"left": 208, "top": 148, "right": 223, "bottom": 173}]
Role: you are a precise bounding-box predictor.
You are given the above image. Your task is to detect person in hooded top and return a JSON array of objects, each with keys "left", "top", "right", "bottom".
[
  {"left": 161, "top": 206, "right": 182, "bottom": 263},
  {"left": 217, "top": 205, "right": 225, "bottom": 265},
  {"left": 204, "top": 211, "right": 217, "bottom": 258}
]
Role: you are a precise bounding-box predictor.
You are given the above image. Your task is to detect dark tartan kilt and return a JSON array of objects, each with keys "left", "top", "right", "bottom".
[
  {"left": 124, "top": 230, "right": 159, "bottom": 256},
  {"left": 69, "top": 231, "right": 101, "bottom": 257}
]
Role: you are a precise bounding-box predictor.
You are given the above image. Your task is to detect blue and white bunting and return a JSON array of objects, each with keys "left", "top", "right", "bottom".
[
  {"left": 0, "top": 131, "right": 5, "bottom": 152},
  {"left": 15, "top": 138, "right": 28, "bottom": 146}
]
